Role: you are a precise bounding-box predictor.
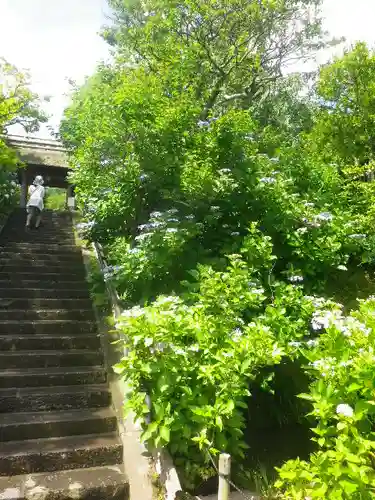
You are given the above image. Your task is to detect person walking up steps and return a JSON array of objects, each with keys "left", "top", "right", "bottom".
[{"left": 26, "top": 175, "right": 45, "bottom": 230}]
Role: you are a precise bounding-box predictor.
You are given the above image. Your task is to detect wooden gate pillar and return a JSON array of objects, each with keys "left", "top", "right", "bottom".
[{"left": 20, "top": 170, "right": 28, "bottom": 208}]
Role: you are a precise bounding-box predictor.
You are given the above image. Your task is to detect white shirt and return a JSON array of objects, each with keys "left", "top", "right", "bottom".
[{"left": 27, "top": 185, "right": 45, "bottom": 211}]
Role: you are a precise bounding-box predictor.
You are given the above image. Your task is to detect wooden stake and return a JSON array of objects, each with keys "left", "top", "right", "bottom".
[{"left": 218, "top": 453, "right": 231, "bottom": 500}]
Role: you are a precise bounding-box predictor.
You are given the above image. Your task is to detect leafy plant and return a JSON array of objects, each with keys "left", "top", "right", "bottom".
[
  {"left": 276, "top": 298, "right": 375, "bottom": 499},
  {"left": 112, "top": 228, "right": 328, "bottom": 488},
  {"left": 45, "top": 188, "right": 67, "bottom": 211},
  {"left": 59, "top": 1, "right": 375, "bottom": 495},
  {"left": 0, "top": 58, "right": 47, "bottom": 215}
]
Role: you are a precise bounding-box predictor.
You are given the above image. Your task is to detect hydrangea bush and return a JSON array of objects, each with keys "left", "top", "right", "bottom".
[
  {"left": 276, "top": 297, "right": 375, "bottom": 499},
  {"left": 0, "top": 140, "right": 19, "bottom": 217},
  {"left": 61, "top": 32, "right": 375, "bottom": 498},
  {"left": 113, "top": 228, "right": 322, "bottom": 486}
]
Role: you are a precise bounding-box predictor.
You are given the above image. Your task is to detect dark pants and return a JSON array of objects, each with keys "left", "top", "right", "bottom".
[{"left": 26, "top": 206, "right": 41, "bottom": 226}]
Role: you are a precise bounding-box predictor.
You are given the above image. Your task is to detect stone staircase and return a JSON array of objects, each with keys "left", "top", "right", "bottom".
[{"left": 0, "top": 209, "right": 129, "bottom": 499}]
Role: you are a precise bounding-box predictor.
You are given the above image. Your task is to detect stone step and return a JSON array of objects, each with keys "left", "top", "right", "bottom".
[
  {"left": 9, "top": 208, "right": 72, "bottom": 216},
  {"left": 0, "top": 288, "right": 90, "bottom": 299},
  {"left": 0, "top": 464, "right": 129, "bottom": 500},
  {"left": 0, "top": 320, "right": 96, "bottom": 334},
  {"left": 0, "top": 432, "right": 122, "bottom": 476},
  {"left": 0, "top": 366, "right": 106, "bottom": 389},
  {"left": 0, "top": 384, "right": 111, "bottom": 412},
  {"left": 0, "top": 309, "right": 94, "bottom": 321},
  {"left": 0, "top": 243, "right": 80, "bottom": 253},
  {"left": 0, "top": 280, "right": 87, "bottom": 295},
  {"left": 0, "top": 408, "right": 117, "bottom": 442},
  {"left": 2, "top": 235, "right": 75, "bottom": 243},
  {"left": 1, "top": 239, "right": 77, "bottom": 246},
  {"left": 0, "top": 255, "right": 84, "bottom": 267},
  {"left": 0, "top": 298, "right": 92, "bottom": 310},
  {"left": 0, "top": 349, "right": 103, "bottom": 369},
  {"left": 0, "top": 333, "right": 100, "bottom": 351},
  {"left": 0, "top": 272, "right": 86, "bottom": 282},
  {"left": 0, "top": 264, "right": 86, "bottom": 275},
  {"left": 4, "top": 227, "right": 74, "bottom": 234}
]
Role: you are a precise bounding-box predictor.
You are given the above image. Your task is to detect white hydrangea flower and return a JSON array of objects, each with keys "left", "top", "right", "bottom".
[
  {"left": 289, "top": 275, "right": 304, "bottom": 283},
  {"left": 121, "top": 306, "right": 145, "bottom": 318},
  {"left": 336, "top": 404, "right": 354, "bottom": 418}
]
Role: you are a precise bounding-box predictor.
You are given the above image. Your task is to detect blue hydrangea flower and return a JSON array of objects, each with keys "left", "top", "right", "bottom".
[
  {"left": 197, "top": 120, "right": 210, "bottom": 127},
  {"left": 259, "top": 177, "right": 276, "bottom": 184},
  {"left": 316, "top": 212, "right": 333, "bottom": 222},
  {"left": 348, "top": 234, "right": 367, "bottom": 239}
]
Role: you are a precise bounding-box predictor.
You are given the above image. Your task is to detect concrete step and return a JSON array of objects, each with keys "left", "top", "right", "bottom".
[
  {"left": 4, "top": 227, "right": 74, "bottom": 234},
  {"left": 0, "top": 366, "right": 106, "bottom": 389},
  {"left": 0, "top": 252, "right": 84, "bottom": 263},
  {"left": 0, "top": 320, "right": 96, "bottom": 334},
  {"left": 0, "top": 408, "right": 117, "bottom": 442},
  {"left": 1, "top": 239, "right": 77, "bottom": 246},
  {"left": 0, "top": 243, "right": 80, "bottom": 253},
  {"left": 0, "top": 309, "right": 94, "bottom": 321},
  {"left": 0, "top": 298, "right": 92, "bottom": 310},
  {"left": 0, "top": 283, "right": 90, "bottom": 300},
  {"left": 0, "top": 264, "right": 86, "bottom": 275},
  {"left": 0, "top": 384, "right": 111, "bottom": 412},
  {"left": 0, "top": 280, "right": 89, "bottom": 291},
  {"left": 0, "top": 333, "right": 100, "bottom": 351},
  {"left": 0, "top": 288, "right": 90, "bottom": 299},
  {"left": 0, "top": 432, "right": 122, "bottom": 476},
  {"left": 0, "top": 349, "right": 103, "bottom": 369},
  {"left": 0, "top": 272, "right": 86, "bottom": 282},
  {"left": 2, "top": 234, "right": 75, "bottom": 243},
  {"left": 0, "top": 464, "right": 129, "bottom": 500}
]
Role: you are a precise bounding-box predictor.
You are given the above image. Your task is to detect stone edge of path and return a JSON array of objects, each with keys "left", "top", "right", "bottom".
[
  {"left": 0, "top": 212, "right": 11, "bottom": 236},
  {"left": 76, "top": 222, "right": 182, "bottom": 500}
]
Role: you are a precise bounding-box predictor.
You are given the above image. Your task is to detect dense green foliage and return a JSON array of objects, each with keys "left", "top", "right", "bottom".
[
  {"left": 61, "top": 0, "right": 375, "bottom": 496},
  {"left": 276, "top": 298, "right": 375, "bottom": 498},
  {"left": 45, "top": 187, "right": 67, "bottom": 211},
  {"left": 0, "top": 58, "right": 47, "bottom": 215}
]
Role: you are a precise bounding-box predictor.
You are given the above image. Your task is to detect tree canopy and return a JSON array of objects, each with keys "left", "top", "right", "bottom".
[{"left": 0, "top": 59, "right": 47, "bottom": 215}]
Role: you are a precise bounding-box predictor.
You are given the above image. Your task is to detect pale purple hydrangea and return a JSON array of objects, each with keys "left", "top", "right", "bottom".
[
  {"left": 244, "top": 134, "right": 255, "bottom": 141},
  {"left": 289, "top": 341, "right": 302, "bottom": 348},
  {"left": 138, "top": 222, "right": 164, "bottom": 231},
  {"left": 135, "top": 233, "right": 152, "bottom": 241},
  {"left": 289, "top": 275, "right": 304, "bottom": 283},
  {"left": 76, "top": 221, "right": 95, "bottom": 230},
  {"left": 311, "top": 311, "right": 334, "bottom": 331},
  {"left": 197, "top": 120, "right": 210, "bottom": 127},
  {"left": 348, "top": 234, "right": 367, "bottom": 239},
  {"left": 315, "top": 212, "right": 333, "bottom": 222},
  {"left": 259, "top": 177, "right": 276, "bottom": 184},
  {"left": 306, "top": 339, "right": 319, "bottom": 348},
  {"left": 150, "top": 211, "right": 163, "bottom": 219},
  {"left": 128, "top": 248, "right": 141, "bottom": 255}
]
